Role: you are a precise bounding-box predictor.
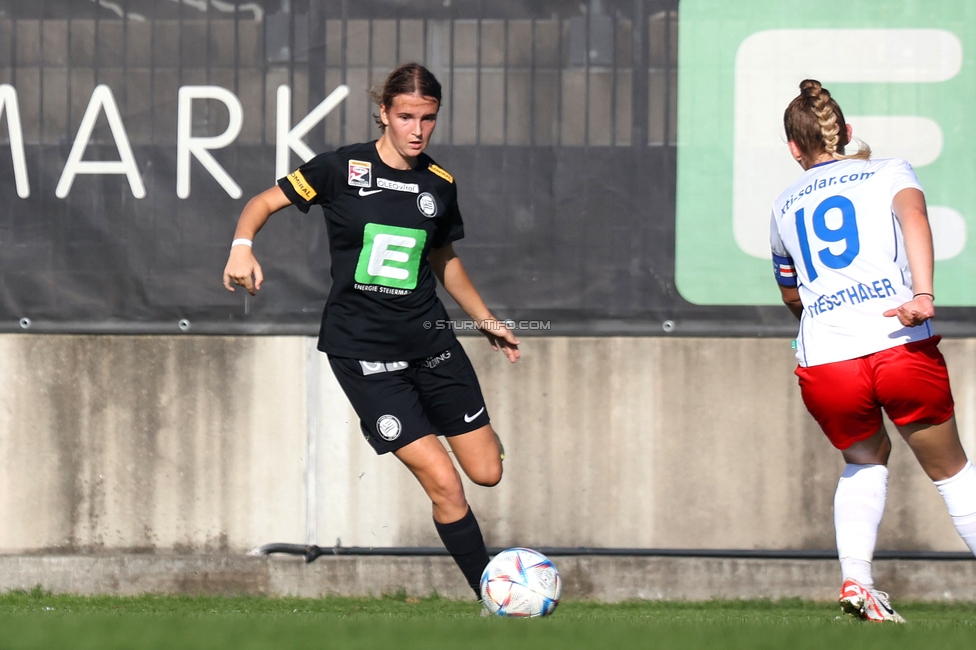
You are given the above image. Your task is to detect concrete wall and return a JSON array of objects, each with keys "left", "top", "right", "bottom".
[
  {"left": 3, "top": 555, "right": 975, "bottom": 601},
  {"left": 1, "top": 335, "right": 974, "bottom": 555}
]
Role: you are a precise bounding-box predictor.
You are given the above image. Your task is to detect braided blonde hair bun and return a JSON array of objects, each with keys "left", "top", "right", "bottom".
[{"left": 784, "top": 79, "right": 870, "bottom": 162}]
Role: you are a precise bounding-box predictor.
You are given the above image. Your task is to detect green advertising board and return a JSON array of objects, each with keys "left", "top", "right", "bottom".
[{"left": 676, "top": 0, "right": 976, "bottom": 305}]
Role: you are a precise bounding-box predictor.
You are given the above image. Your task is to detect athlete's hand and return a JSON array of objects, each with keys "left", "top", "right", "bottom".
[
  {"left": 222, "top": 245, "right": 264, "bottom": 295},
  {"left": 479, "top": 319, "right": 520, "bottom": 363},
  {"left": 883, "top": 295, "right": 934, "bottom": 327}
]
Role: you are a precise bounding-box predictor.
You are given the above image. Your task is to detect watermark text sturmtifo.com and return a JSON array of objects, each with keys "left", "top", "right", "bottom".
[{"left": 422, "top": 319, "right": 551, "bottom": 331}]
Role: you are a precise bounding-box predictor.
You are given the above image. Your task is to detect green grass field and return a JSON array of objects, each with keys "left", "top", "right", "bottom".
[{"left": 0, "top": 590, "right": 974, "bottom": 649}]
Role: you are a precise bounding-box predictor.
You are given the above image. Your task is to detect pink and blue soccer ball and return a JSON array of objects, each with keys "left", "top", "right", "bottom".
[{"left": 480, "top": 548, "right": 562, "bottom": 617}]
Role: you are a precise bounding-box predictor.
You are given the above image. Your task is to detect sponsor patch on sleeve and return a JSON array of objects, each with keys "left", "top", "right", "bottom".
[
  {"left": 348, "top": 160, "right": 372, "bottom": 187},
  {"left": 428, "top": 163, "right": 454, "bottom": 184},
  {"left": 772, "top": 252, "right": 797, "bottom": 287},
  {"left": 286, "top": 170, "right": 317, "bottom": 202}
]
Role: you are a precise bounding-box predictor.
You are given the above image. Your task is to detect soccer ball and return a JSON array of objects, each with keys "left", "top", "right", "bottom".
[{"left": 480, "top": 547, "right": 562, "bottom": 617}]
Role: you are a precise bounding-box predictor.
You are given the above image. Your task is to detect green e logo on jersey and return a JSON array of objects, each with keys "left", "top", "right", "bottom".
[
  {"left": 355, "top": 223, "right": 427, "bottom": 290},
  {"left": 675, "top": 0, "right": 976, "bottom": 306}
]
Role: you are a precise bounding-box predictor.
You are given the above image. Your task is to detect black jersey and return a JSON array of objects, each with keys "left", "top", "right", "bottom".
[{"left": 277, "top": 141, "right": 463, "bottom": 360}]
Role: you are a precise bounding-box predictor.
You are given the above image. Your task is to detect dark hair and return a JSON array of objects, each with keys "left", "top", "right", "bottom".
[
  {"left": 784, "top": 79, "right": 870, "bottom": 161},
  {"left": 370, "top": 63, "right": 442, "bottom": 130}
]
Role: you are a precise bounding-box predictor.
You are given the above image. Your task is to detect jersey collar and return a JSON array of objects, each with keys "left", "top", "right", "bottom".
[{"left": 811, "top": 159, "right": 839, "bottom": 169}]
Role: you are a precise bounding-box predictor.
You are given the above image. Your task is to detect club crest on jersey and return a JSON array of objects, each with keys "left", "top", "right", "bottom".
[
  {"left": 348, "top": 160, "right": 372, "bottom": 187},
  {"left": 376, "top": 414, "right": 402, "bottom": 441},
  {"left": 417, "top": 192, "right": 438, "bottom": 217}
]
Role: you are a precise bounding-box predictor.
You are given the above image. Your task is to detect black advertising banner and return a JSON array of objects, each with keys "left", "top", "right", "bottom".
[{"left": 2, "top": 1, "right": 969, "bottom": 335}]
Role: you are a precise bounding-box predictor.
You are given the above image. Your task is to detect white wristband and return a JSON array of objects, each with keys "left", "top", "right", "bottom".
[{"left": 231, "top": 238, "right": 253, "bottom": 248}]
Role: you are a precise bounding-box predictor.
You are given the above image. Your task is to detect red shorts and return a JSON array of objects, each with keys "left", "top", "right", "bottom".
[{"left": 795, "top": 336, "right": 954, "bottom": 450}]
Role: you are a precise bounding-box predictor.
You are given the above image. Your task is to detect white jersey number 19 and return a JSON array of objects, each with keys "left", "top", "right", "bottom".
[{"left": 794, "top": 195, "right": 860, "bottom": 282}]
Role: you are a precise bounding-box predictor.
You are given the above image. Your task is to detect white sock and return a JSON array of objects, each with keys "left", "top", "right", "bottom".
[
  {"left": 834, "top": 463, "right": 889, "bottom": 589},
  {"left": 934, "top": 460, "right": 976, "bottom": 556}
]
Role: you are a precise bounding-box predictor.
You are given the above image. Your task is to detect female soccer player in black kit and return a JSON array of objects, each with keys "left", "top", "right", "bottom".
[{"left": 222, "top": 63, "right": 519, "bottom": 598}]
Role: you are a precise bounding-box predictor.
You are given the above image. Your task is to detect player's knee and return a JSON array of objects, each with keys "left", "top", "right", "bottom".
[
  {"left": 843, "top": 428, "right": 891, "bottom": 465},
  {"left": 426, "top": 464, "right": 465, "bottom": 502},
  {"left": 475, "top": 473, "right": 501, "bottom": 488},
  {"left": 470, "top": 459, "right": 503, "bottom": 487}
]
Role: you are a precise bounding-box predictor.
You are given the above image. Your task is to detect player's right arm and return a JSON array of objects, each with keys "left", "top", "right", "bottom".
[
  {"left": 779, "top": 285, "right": 803, "bottom": 321},
  {"left": 883, "top": 187, "right": 935, "bottom": 326},
  {"left": 770, "top": 211, "right": 803, "bottom": 320},
  {"left": 222, "top": 185, "right": 293, "bottom": 295}
]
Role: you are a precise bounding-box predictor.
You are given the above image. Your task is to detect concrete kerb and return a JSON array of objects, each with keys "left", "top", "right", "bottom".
[{"left": 1, "top": 555, "right": 975, "bottom": 601}]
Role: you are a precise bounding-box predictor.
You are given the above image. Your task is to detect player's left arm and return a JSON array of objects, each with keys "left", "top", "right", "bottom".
[
  {"left": 885, "top": 187, "right": 935, "bottom": 326},
  {"left": 428, "top": 244, "right": 520, "bottom": 363}
]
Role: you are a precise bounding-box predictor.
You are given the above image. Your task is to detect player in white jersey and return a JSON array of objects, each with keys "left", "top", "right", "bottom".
[
  {"left": 770, "top": 80, "right": 976, "bottom": 623},
  {"left": 771, "top": 156, "right": 931, "bottom": 367}
]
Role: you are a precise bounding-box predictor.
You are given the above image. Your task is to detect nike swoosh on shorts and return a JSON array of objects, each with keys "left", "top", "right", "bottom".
[{"left": 464, "top": 407, "right": 485, "bottom": 423}]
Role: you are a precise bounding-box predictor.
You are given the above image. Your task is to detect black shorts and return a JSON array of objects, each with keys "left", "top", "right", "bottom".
[{"left": 327, "top": 340, "right": 491, "bottom": 455}]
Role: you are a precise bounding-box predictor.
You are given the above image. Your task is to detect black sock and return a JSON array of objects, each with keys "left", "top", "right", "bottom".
[{"left": 434, "top": 507, "right": 490, "bottom": 598}]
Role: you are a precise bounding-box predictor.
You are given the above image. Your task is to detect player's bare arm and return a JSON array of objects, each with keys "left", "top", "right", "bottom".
[
  {"left": 222, "top": 186, "right": 293, "bottom": 295},
  {"left": 884, "top": 188, "right": 935, "bottom": 327},
  {"left": 779, "top": 285, "right": 803, "bottom": 321},
  {"left": 428, "top": 243, "right": 521, "bottom": 362}
]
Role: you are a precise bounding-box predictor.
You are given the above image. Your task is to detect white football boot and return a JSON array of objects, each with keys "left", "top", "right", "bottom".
[{"left": 839, "top": 579, "right": 905, "bottom": 623}]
